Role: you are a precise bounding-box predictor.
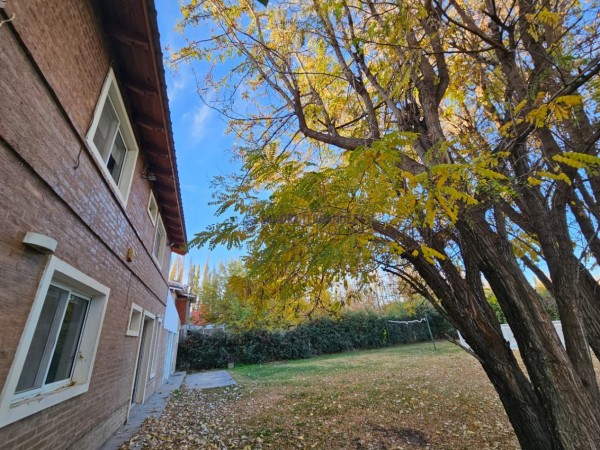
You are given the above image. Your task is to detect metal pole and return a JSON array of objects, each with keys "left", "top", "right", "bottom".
[{"left": 425, "top": 314, "right": 436, "bottom": 350}]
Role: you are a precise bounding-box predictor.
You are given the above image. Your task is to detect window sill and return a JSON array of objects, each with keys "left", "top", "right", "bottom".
[
  {"left": 1, "top": 382, "right": 89, "bottom": 428},
  {"left": 11, "top": 379, "right": 72, "bottom": 407}
]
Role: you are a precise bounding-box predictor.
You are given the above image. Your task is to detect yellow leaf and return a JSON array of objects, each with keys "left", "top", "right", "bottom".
[
  {"left": 420, "top": 244, "right": 446, "bottom": 263},
  {"left": 555, "top": 95, "right": 582, "bottom": 106},
  {"left": 424, "top": 197, "right": 436, "bottom": 227},
  {"left": 513, "top": 99, "right": 528, "bottom": 114},
  {"left": 478, "top": 168, "right": 507, "bottom": 180},
  {"left": 536, "top": 171, "right": 572, "bottom": 185},
  {"left": 553, "top": 152, "right": 600, "bottom": 167},
  {"left": 525, "top": 104, "right": 548, "bottom": 127}
]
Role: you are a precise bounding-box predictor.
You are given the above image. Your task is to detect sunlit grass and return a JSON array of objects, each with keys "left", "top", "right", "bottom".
[
  {"left": 227, "top": 342, "right": 518, "bottom": 449},
  {"left": 123, "top": 342, "right": 519, "bottom": 449},
  {"left": 232, "top": 342, "right": 451, "bottom": 384}
]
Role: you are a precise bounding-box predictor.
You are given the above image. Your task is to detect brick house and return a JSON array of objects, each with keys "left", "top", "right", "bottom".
[
  {"left": 0, "top": 0, "right": 187, "bottom": 448},
  {"left": 171, "top": 281, "right": 197, "bottom": 325}
]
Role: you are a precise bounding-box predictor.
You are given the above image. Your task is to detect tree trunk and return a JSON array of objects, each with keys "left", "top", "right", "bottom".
[
  {"left": 406, "top": 252, "right": 557, "bottom": 450},
  {"left": 578, "top": 269, "right": 600, "bottom": 361},
  {"left": 456, "top": 215, "right": 600, "bottom": 449},
  {"left": 374, "top": 217, "right": 600, "bottom": 449}
]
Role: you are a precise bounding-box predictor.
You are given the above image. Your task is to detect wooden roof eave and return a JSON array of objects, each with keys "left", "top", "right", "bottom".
[{"left": 95, "top": 0, "right": 188, "bottom": 252}]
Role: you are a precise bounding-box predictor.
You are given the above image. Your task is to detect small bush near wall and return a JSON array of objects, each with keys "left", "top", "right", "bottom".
[{"left": 177, "top": 311, "right": 455, "bottom": 371}]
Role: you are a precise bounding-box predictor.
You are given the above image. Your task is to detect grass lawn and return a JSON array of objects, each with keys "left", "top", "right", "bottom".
[{"left": 121, "top": 342, "right": 519, "bottom": 449}]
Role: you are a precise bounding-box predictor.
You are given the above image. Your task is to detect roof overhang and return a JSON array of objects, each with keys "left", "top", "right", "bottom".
[
  {"left": 94, "top": 0, "right": 187, "bottom": 253},
  {"left": 169, "top": 281, "right": 197, "bottom": 302},
  {"left": 176, "top": 293, "right": 197, "bottom": 303}
]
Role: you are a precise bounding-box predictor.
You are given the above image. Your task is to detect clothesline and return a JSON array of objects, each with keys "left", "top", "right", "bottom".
[
  {"left": 387, "top": 318, "right": 427, "bottom": 324},
  {"left": 388, "top": 317, "right": 437, "bottom": 349}
]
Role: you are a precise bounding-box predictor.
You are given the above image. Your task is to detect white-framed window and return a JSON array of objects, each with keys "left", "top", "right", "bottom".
[
  {"left": 86, "top": 68, "right": 139, "bottom": 204},
  {"left": 126, "top": 304, "right": 144, "bottom": 337},
  {"left": 0, "top": 256, "right": 109, "bottom": 427},
  {"left": 147, "top": 192, "right": 158, "bottom": 225},
  {"left": 152, "top": 217, "right": 166, "bottom": 267}
]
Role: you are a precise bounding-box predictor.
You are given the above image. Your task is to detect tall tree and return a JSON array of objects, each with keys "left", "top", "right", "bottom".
[
  {"left": 169, "top": 254, "right": 186, "bottom": 283},
  {"left": 178, "top": 0, "right": 600, "bottom": 448},
  {"left": 192, "top": 259, "right": 326, "bottom": 330}
]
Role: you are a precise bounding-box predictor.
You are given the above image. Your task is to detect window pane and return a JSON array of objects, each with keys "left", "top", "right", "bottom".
[
  {"left": 93, "top": 101, "right": 119, "bottom": 161},
  {"left": 45, "top": 295, "right": 89, "bottom": 384},
  {"left": 16, "top": 286, "right": 68, "bottom": 394},
  {"left": 153, "top": 225, "right": 164, "bottom": 260},
  {"left": 106, "top": 131, "right": 127, "bottom": 185},
  {"left": 148, "top": 194, "right": 158, "bottom": 223}
]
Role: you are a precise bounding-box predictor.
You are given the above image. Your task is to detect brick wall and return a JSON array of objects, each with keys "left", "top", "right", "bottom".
[
  {"left": 176, "top": 299, "right": 191, "bottom": 325},
  {"left": 0, "top": 1, "right": 178, "bottom": 448},
  {"left": 5, "top": 0, "right": 109, "bottom": 135}
]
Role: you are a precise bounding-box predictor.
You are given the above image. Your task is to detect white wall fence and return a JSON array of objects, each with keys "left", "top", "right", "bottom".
[
  {"left": 458, "top": 321, "right": 564, "bottom": 350},
  {"left": 182, "top": 323, "right": 226, "bottom": 338}
]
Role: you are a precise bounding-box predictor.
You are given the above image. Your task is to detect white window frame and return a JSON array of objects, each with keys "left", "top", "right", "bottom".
[
  {"left": 149, "top": 318, "right": 161, "bottom": 380},
  {"left": 126, "top": 304, "right": 144, "bottom": 337},
  {"left": 0, "top": 256, "right": 109, "bottom": 427},
  {"left": 147, "top": 191, "right": 158, "bottom": 226},
  {"left": 86, "top": 68, "right": 139, "bottom": 205},
  {"left": 152, "top": 217, "right": 167, "bottom": 268},
  {"left": 130, "top": 311, "right": 156, "bottom": 405}
]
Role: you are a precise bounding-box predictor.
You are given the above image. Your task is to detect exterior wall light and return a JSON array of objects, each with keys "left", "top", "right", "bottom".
[{"left": 22, "top": 232, "right": 57, "bottom": 254}]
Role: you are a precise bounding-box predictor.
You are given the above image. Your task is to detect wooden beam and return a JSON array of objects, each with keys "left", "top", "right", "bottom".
[
  {"left": 148, "top": 164, "right": 172, "bottom": 176},
  {"left": 141, "top": 142, "right": 170, "bottom": 158},
  {"left": 135, "top": 117, "right": 165, "bottom": 133},
  {"left": 154, "top": 172, "right": 173, "bottom": 180},
  {"left": 156, "top": 201, "right": 178, "bottom": 213},
  {"left": 158, "top": 195, "right": 178, "bottom": 204},
  {"left": 158, "top": 206, "right": 179, "bottom": 216},
  {"left": 165, "top": 223, "right": 184, "bottom": 234},
  {"left": 108, "top": 28, "right": 150, "bottom": 50},
  {"left": 143, "top": 146, "right": 169, "bottom": 159},
  {"left": 161, "top": 213, "right": 181, "bottom": 223},
  {"left": 156, "top": 189, "right": 176, "bottom": 199},
  {"left": 124, "top": 81, "right": 158, "bottom": 97},
  {"left": 160, "top": 213, "right": 179, "bottom": 221}
]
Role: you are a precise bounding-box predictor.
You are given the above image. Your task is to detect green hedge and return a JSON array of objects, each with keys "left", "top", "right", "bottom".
[{"left": 177, "top": 311, "right": 455, "bottom": 371}]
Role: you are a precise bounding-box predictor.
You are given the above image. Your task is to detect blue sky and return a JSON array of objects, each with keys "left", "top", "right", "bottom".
[{"left": 156, "top": 0, "right": 242, "bottom": 272}]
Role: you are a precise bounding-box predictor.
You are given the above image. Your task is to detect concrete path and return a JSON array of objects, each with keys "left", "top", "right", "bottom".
[
  {"left": 99, "top": 370, "right": 236, "bottom": 449},
  {"left": 184, "top": 370, "right": 237, "bottom": 390},
  {"left": 99, "top": 372, "right": 185, "bottom": 450}
]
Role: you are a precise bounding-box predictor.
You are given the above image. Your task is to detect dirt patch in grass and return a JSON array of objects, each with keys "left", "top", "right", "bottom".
[{"left": 121, "top": 342, "right": 519, "bottom": 449}]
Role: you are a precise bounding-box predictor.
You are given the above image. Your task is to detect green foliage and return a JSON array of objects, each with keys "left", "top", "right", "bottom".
[
  {"left": 485, "top": 286, "right": 559, "bottom": 324},
  {"left": 177, "top": 311, "right": 454, "bottom": 370},
  {"left": 536, "top": 284, "right": 560, "bottom": 321},
  {"left": 189, "top": 260, "right": 301, "bottom": 331},
  {"left": 485, "top": 290, "right": 506, "bottom": 324}
]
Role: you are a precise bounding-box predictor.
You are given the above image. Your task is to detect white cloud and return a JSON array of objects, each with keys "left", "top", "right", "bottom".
[
  {"left": 167, "top": 66, "right": 193, "bottom": 103},
  {"left": 190, "top": 104, "right": 212, "bottom": 140},
  {"left": 181, "top": 183, "right": 205, "bottom": 194}
]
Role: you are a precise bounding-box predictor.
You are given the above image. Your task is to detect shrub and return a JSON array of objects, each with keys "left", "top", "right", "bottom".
[{"left": 177, "top": 310, "right": 455, "bottom": 371}]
